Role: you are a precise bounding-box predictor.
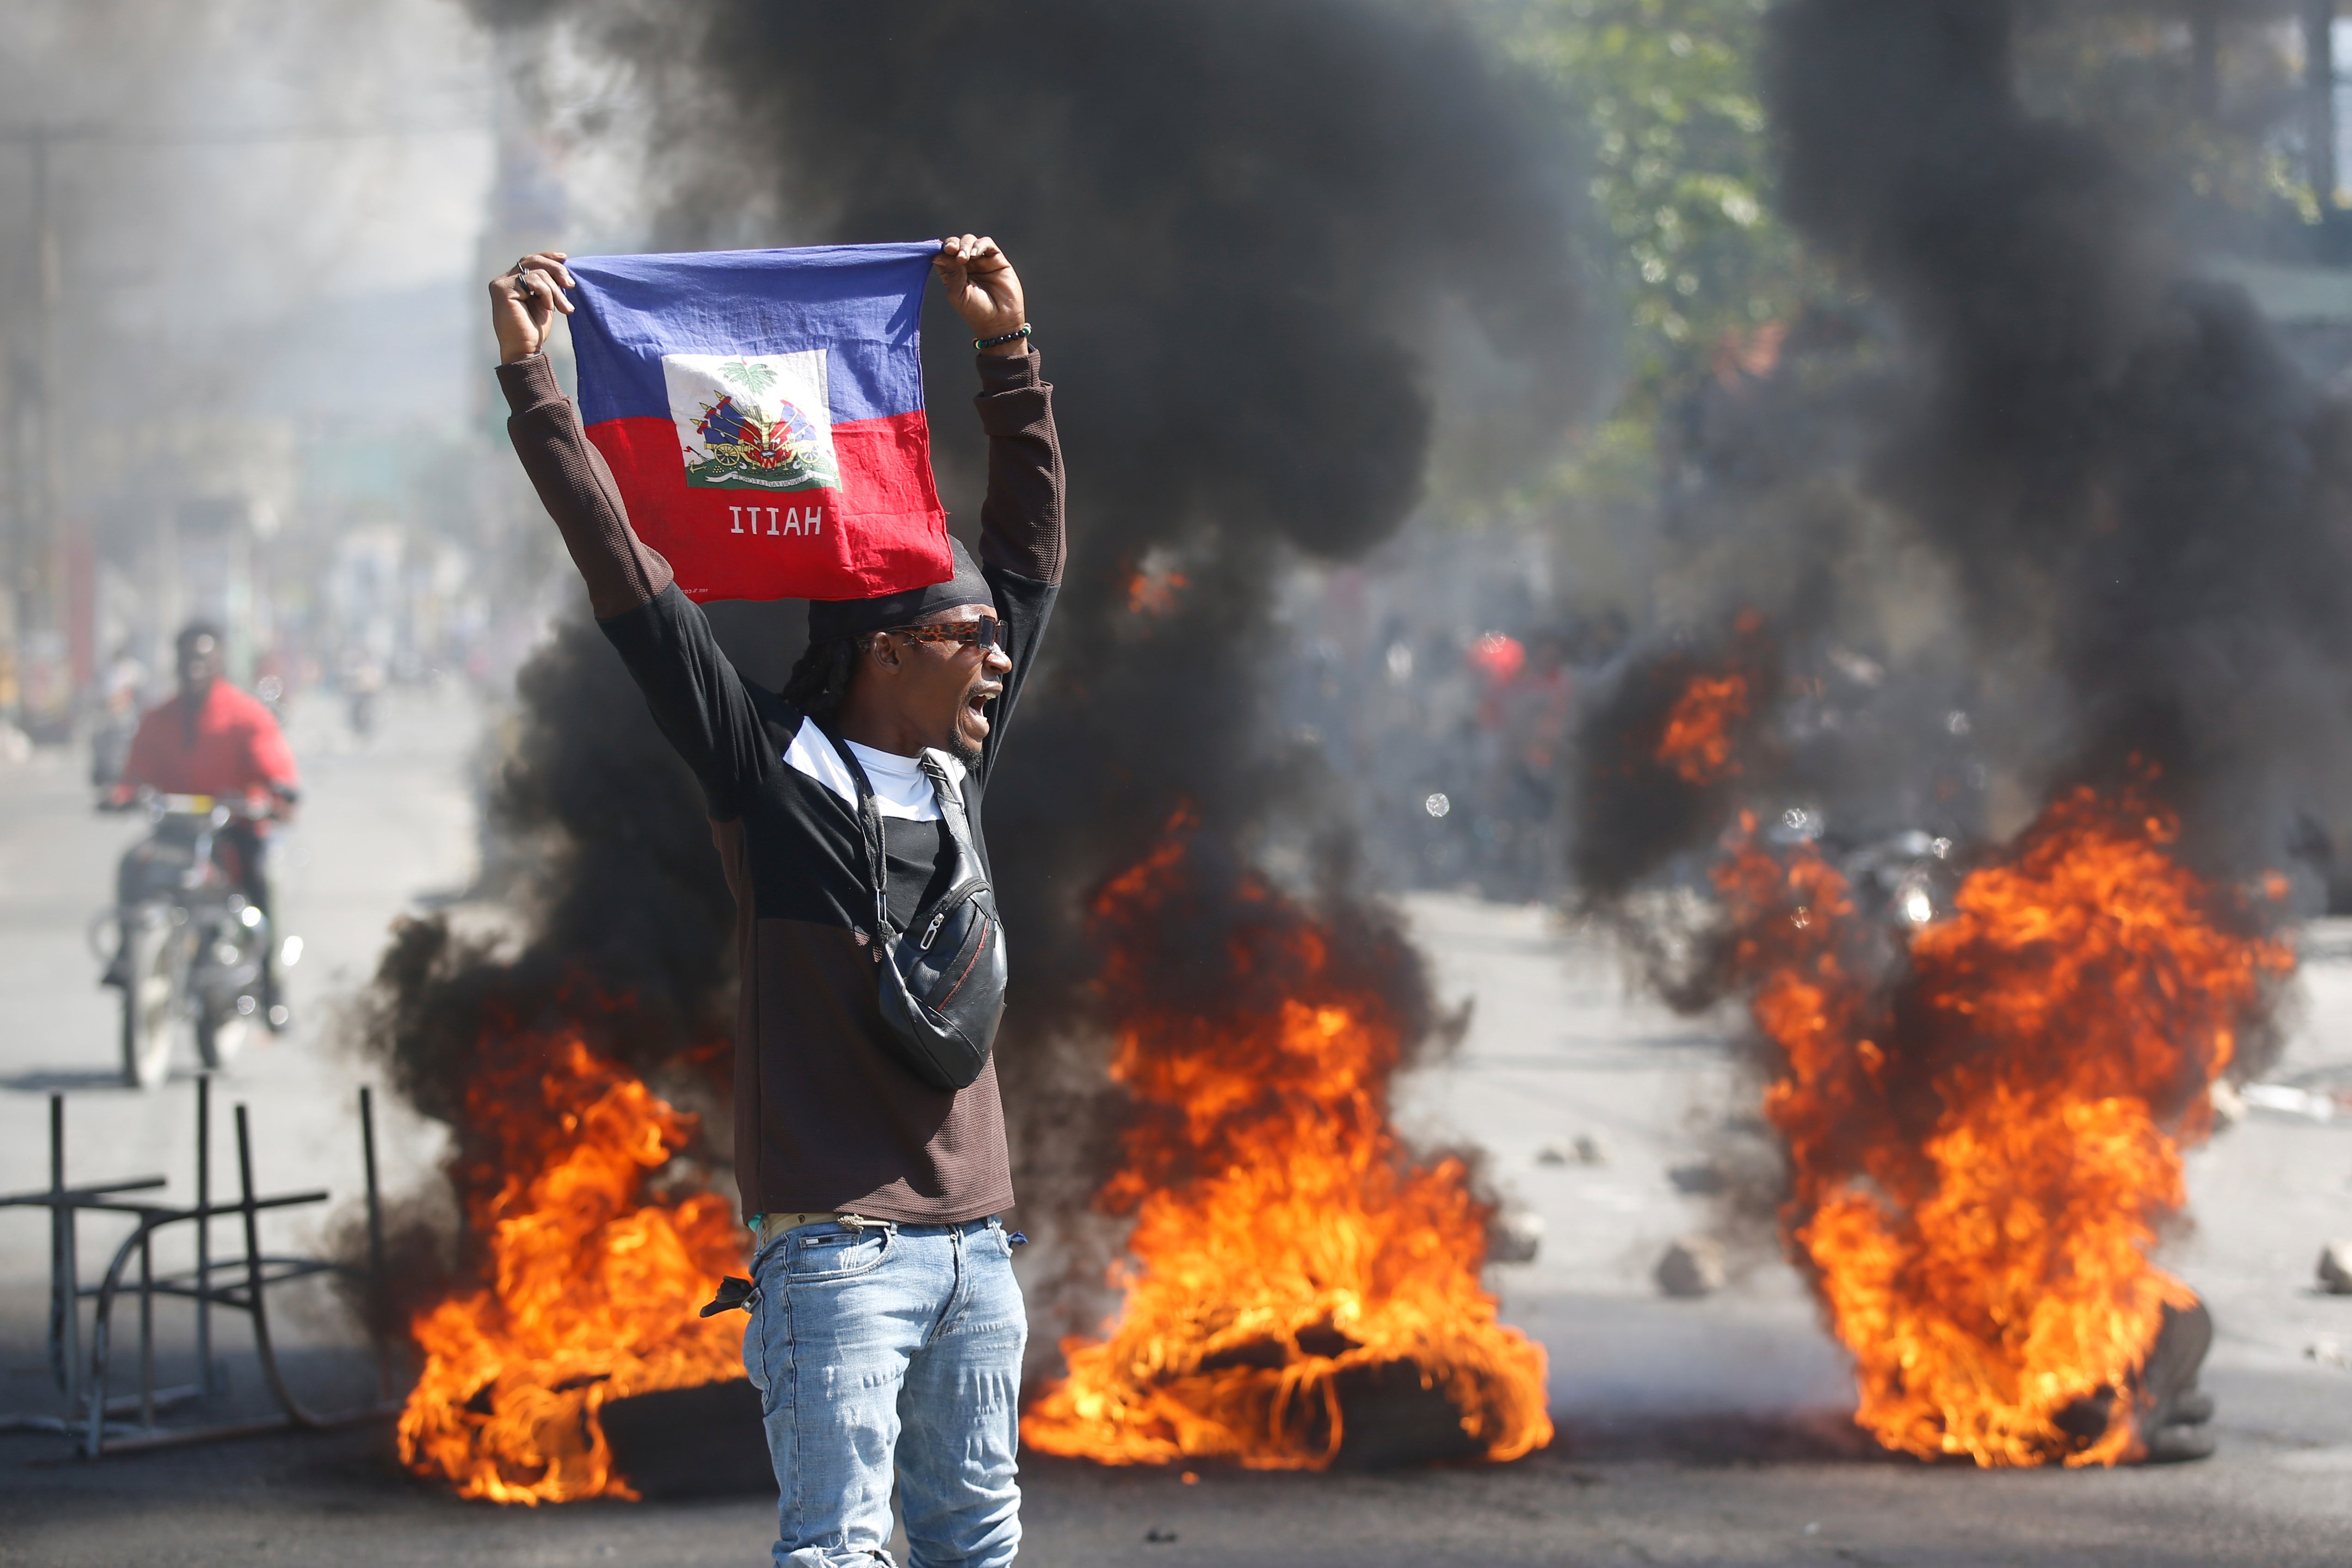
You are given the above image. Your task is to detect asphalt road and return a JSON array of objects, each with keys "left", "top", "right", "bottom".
[{"left": 3, "top": 684, "right": 2350, "bottom": 1565}]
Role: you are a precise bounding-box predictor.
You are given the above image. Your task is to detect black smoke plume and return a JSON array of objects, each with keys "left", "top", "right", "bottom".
[
  {"left": 365, "top": 0, "right": 1596, "bottom": 1350},
  {"left": 1579, "top": 0, "right": 2352, "bottom": 907},
  {"left": 361, "top": 620, "right": 736, "bottom": 1123},
  {"left": 1772, "top": 0, "right": 2352, "bottom": 870}
]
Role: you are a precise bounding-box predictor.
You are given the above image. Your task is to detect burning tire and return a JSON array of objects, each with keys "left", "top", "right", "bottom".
[{"left": 1019, "top": 820, "right": 1555, "bottom": 1472}]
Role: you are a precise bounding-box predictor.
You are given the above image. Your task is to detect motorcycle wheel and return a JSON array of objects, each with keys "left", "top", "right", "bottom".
[
  {"left": 119, "top": 916, "right": 187, "bottom": 1090},
  {"left": 197, "top": 1006, "right": 250, "bottom": 1071}
]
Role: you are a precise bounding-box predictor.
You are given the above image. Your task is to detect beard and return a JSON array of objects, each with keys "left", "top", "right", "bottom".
[{"left": 944, "top": 724, "right": 982, "bottom": 767}]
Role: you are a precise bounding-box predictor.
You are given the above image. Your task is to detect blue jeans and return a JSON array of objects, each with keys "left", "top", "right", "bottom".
[{"left": 743, "top": 1216, "right": 1026, "bottom": 1568}]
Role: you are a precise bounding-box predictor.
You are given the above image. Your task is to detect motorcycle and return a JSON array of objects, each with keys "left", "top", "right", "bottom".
[{"left": 93, "top": 793, "right": 288, "bottom": 1090}]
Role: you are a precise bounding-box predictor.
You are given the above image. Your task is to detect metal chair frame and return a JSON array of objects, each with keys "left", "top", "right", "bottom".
[{"left": 0, "top": 1078, "right": 400, "bottom": 1455}]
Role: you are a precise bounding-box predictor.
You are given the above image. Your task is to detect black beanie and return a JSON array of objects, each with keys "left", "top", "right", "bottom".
[{"left": 805, "top": 535, "right": 993, "bottom": 642}]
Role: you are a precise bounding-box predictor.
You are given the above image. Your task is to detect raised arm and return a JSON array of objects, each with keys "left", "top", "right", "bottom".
[
  {"left": 931, "top": 236, "right": 1063, "bottom": 780},
  {"left": 488, "top": 253, "right": 770, "bottom": 821},
  {"left": 490, "top": 253, "right": 675, "bottom": 617},
  {"left": 935, "top": 235, "right": 1063, "bottom": 585}
]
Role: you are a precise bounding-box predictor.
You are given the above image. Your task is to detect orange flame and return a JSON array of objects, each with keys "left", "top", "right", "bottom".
[
  {"left": 1656, "top": 672, "right": 1751, "bottom": 785},
  {"left": 1127, "top": 565, "right": 1190, "bottom": 616},
  {"left": 396, "top": 1027, "right": 746, "bottom": 1503},
  {"left": 1020, "top": 822, "right": 1552, "bottom": 1469},
  {"left": 1716, "top": 785, "right": 2290, "bottom": 1466}
]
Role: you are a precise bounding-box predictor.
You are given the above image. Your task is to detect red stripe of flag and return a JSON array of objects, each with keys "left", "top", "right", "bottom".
[{"left": 587, "top": 411, "right": 948, "bottom": 602}]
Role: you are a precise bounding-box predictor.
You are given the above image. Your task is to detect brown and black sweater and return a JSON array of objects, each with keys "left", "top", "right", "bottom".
[{"left": 497, "top": 348, "right": 1063, "bottom": 1225}]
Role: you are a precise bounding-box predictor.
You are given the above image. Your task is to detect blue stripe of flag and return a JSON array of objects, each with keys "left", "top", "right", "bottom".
[{"left": 565, "top": 241, "right": 941, "bottom": 427}]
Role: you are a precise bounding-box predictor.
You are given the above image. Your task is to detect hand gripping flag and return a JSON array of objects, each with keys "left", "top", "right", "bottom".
[{"left": 566, "top": 242, "right": 950, "bottom": 602}]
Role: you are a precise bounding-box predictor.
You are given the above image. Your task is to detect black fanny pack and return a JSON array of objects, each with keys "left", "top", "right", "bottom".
[{"left": 826, "top": 730, "right": 1007, "bottom": 1091}]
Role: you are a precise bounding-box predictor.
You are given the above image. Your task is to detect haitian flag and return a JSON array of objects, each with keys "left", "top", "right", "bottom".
[{"left": 566, "top": 242, "right": 950, "bottom": 602}]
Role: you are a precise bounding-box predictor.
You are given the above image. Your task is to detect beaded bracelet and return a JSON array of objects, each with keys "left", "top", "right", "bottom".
[{"left": 975, "top": 324, "right": 1032, "bottom": 349}]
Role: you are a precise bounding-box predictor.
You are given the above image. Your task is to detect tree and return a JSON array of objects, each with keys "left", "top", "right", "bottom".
[{"left": 1488, "top": 0, "right": 1821, "bottom": 609}]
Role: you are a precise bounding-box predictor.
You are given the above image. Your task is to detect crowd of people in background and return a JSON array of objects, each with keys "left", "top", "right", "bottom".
[{"left": 1280, "top": 555, "right": 1631, "bottom": 906}]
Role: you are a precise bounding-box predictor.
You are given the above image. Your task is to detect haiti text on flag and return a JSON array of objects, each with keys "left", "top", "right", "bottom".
[{"left": 566, "top": 242, "right": 951, "bottom": 602}]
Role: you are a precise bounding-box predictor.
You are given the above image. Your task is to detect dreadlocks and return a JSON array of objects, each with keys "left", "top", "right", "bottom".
[{"left": 781, "top": 635, "right": 861, "bottom": 724}]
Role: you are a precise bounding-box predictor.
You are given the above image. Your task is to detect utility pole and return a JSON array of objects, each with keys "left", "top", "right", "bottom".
[
  {"left": 2, "top": 126, "right": 63, "bottom": 722},
  {"left": 28, "top": 128, "right": 62, "bottom": 723}
]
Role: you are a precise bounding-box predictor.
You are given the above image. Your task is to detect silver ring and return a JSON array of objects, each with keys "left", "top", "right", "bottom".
[{"left": 513, "top": 273, "right": 535, "bottom": 300}]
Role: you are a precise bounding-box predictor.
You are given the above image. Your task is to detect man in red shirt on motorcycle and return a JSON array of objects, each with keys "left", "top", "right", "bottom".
[{"left": 111, "top": 621, "right": 299, "bottom": 1027}]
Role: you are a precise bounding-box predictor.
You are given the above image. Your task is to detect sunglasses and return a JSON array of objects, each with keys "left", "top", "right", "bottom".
[{"left": 880, "top": 618, "right": 1007, "bottom": 653}]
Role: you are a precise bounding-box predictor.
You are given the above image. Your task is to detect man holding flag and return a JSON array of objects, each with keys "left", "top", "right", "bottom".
[{"left": 489, "top": 234, "right": 1061, "bottom": 1568}]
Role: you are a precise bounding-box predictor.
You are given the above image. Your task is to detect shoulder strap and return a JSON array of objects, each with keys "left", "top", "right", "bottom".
[
  {"left": 917, "top": 753, "right": 980, "bottom": 863},
  {"left": 817, "top": 725, "right": 893, "bottom": 943},
  {"left": 819, "top": 730, "right": 982, "bottom": 944}
]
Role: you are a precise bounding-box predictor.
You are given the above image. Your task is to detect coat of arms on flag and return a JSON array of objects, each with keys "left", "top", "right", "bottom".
[
  {"left": 667, "top": 352, "right": 842, "bottom": 493},
  {"left": 564, "top": 242, "right": 950, "bottom": 603}
]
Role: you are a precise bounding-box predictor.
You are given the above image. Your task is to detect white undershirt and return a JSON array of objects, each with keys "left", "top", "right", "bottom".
[
  {"left": 781, "top": 723, "right": 963, "bottom": 821},
  {"left": 842, "top": 740, "right": 940, "bottom": 821}
]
